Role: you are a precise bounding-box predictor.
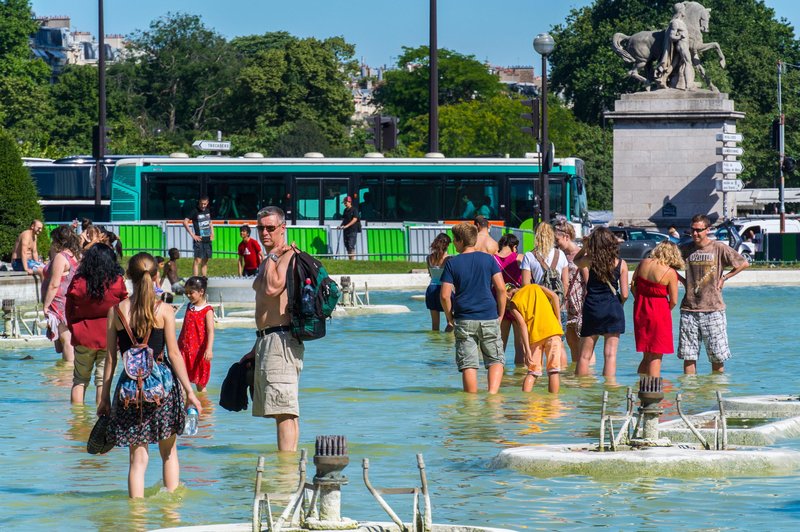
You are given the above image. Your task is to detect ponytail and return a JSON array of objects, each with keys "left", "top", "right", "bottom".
[{"left": 126, "top": 253, "right": 158, "bottom": 337}]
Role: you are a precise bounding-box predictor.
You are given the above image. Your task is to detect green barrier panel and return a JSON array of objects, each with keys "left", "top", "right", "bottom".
[
  {"left": 287, "top": 227, "right": 328, "bottom": 256},
  {"left": 367, "top": 228, "right": 407, "bottom": 261},
  {"left": 117, "top": 225, "right": 165, "bottom": 256},
  {"left": 213, "top": 226, "right": 244, "bottom": 258},
  {"left": 783, "top": 234, "right": 798, "bottom": 261},
  {"left": 519, "top": 218, "right": 536, "bottom": 252}
]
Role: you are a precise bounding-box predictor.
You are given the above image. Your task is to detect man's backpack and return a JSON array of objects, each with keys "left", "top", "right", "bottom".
[
  {"left": 115, "top": 303, "right": 174, "bottom": 408},
  {"left": 534, "top": 250, "right": 565, "bottom": 305},
  {"left": 286, "top": 246, "right": 342, "bottom": 341}
]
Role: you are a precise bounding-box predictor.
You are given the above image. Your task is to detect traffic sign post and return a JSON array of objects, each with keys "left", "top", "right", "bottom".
[{"left": 716, "top": 123, "right": 744, "bottom": 220}]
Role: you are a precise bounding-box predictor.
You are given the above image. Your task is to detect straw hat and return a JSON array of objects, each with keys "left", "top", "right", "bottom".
[{"left": 87, "top": 415, "right": 114, "bottom": 455}]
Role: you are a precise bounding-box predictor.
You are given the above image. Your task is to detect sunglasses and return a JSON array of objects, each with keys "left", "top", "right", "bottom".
[
  {"left": 690, "top": 227, "right": 708, "bottom": 233},
  {"left": 257, "top": 224, "right": 282, "bottom": 233}
]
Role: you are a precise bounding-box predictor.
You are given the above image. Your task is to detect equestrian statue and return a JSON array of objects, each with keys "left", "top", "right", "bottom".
[{"left": 611, "top": 2, "right": 726, "bottom": 92}]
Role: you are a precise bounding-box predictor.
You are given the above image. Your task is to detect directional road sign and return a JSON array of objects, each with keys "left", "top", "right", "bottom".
[
  {"left": 715, "top": 179, "right": 744, "bottom": 192},
  {"left": 716, "top": 133, "right": 743, "bottom": 142},
  {"left": 716, "top": 160, "right": 744, "bottom": 174},
  {"left": 716, "top": 146, "right": 744, "bottom": 156},
  {"left": 192, "top": 140, "right": 232, "bottom": 151}
]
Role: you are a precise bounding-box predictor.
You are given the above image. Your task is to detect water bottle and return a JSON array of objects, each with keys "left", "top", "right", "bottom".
[
  {"left": 185, "top": 407, "right": 199, "bottom": 436},
  {"left": 301, "top": 278, "right": 315, "bottom": 316}
]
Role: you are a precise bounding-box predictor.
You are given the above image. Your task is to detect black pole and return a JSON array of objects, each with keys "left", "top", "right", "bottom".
[
  {"left": 540, "top": 53, "right": 549, "bottom": 223},
  {"left": 428, "top": 0, "right": 439, "bottom": 153},
  {"left": 95, "top": 0, "right": 106, "bottom": 207}
]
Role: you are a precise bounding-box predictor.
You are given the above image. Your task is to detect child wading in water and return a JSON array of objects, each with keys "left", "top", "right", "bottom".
[
  {"left": 508, "top": 284, "right": 564, "bottom": 393},
  {"left": 178, "top": 277, "right": 215, "bottom": 392}
]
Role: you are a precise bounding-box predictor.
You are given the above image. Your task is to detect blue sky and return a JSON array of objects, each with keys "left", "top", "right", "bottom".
[{"left": 30, "top": 0, "right": 800, "bottom": 69}]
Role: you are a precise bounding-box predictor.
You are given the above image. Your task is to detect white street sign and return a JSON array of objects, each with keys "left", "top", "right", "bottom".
[
  {"left": 192, "top": 140, "right": 232, "bottom": 151},
  {"left": 716, "top": 133, "right": 743, "bottom": 142},
  {"left": 715, "top": 179, "right": 744, "bottom": 192},
  {"left": 723, "top": 124, "right": 737, "bottom": 134},
  {"left": 716, "top": 146, "right": 744, "bottom": 156},
  {"left": 716, "top": 160, "right": 744, "bottom": 174}
]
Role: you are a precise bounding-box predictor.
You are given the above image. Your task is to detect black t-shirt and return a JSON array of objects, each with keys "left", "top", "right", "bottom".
[
  {"left": 342, "top": 207, "right": 361, "bottom": 235},
  {"left": 189, "top": 207, "right": 212, "bottom": 242}
]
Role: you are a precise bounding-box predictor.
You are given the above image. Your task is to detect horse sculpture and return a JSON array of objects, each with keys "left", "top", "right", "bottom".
[{"left": 611, "top": 2, "right": 725, "bottom": 91}]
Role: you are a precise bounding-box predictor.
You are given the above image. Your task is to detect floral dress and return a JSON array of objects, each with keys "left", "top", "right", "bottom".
[
  {"left": 109, "top": 329, "right": 186, "bottom": 446},
  {"left": 178, "top": 304, "right": 214, "bottom": 388}
]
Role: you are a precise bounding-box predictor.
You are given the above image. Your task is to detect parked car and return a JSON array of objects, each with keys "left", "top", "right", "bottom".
[
  {"left": 608, "top": 227, "right": 669, "bottom": 262},
  {"left": 715, "top": 218, "right": 800, "bottom": 261}
]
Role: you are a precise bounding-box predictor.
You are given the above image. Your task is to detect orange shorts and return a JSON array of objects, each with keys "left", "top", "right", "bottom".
[{"left": 525, "top": 336, "right": 563, "bottom": 376}]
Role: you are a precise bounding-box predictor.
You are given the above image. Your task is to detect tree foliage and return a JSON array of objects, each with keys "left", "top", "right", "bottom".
[
  {"left": 0, "top": 128, "right": 46, "bottom": 260},
  {"left": 373, "top": 46, "right": 503, "bottom": 126}
]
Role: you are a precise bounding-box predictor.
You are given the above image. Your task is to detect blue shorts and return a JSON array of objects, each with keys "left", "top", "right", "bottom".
[{"left": 12, "top": 259, "right": 45, "bottom": 272}]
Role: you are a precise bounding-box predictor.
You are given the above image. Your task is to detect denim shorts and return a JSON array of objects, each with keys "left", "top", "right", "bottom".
[{"left": 453, "top": 319, "right": 505, "bottom": 371}]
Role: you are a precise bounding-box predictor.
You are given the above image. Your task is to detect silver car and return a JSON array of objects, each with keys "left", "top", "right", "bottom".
[{"left": 608, "top": 227, "right": 669, "bottom": 262}]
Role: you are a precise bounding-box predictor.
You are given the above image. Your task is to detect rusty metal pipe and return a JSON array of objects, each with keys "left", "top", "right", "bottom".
[
  {"left": 363, "top": 458, "right": 406, "bottom": 530},
  {"left": 676, "top": 394, "right": 710, "bottom": 450}
]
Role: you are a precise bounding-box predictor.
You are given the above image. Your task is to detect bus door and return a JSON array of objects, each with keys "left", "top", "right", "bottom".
[
  {"left": 294, "top": 177, "right": 349, "bottom": 225},
  {"left": 508, "top": 176, "right": 565, "bottom": 226}
]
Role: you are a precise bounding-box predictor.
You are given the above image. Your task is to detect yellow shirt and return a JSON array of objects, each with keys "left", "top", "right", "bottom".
[{"left": 511, "top": 284, "right": 563, "bottom": 343}]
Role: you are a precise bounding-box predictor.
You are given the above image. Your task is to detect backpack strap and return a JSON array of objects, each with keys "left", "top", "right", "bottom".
[
  {"left": 549, "top": 249, "right": 560, "bottom": 270},
  {"left": 114, "top": 301, "right": 163, "bottom": 347}
]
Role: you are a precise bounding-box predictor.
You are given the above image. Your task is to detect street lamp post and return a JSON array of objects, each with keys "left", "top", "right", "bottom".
[
  {"left": 534, "top": 33, "right": 554, "bottom": 224},
  {"left": 429, "top": 0, "right": 439, "bottom": 154},
  {"left": 95, "top": 0, "right": 106, "bottom": 207}
]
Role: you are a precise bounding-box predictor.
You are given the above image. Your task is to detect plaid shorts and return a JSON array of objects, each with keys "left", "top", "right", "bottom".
[{"left": 677, "top": 310, "right": 731, "bottom": 364}]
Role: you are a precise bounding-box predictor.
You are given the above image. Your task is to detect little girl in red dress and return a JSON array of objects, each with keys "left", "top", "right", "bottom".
[{"left": 178, "top": 276, "right": 215, "bottom": 392}]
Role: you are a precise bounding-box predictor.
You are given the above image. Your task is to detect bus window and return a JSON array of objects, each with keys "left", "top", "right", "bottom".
[
  {"left": 384, "top": 177, "right": 442, "bottom": 221},
  {"left": 143, "top": 172, "right": 199, "bottom": 220},
  {"left": 359, "top": 178, "right": 383, "bottom": 222},
  {"left": 29, "top": 165, "right": 110, "bottom": 199},
  {"left": 509, "top": 179, "right": 536, "bottom": 226},
  {"left": 548, "top": 178, "right": 564, "bottom": 219},
  {"left": 207, "top": 176, "right": 260, "bottom": 220},
  {"left": 260, "top": 179, "right": 286, "bottom": 214},
  {"left": 444, "top": 176, "right": 500, "bottom": 220}
]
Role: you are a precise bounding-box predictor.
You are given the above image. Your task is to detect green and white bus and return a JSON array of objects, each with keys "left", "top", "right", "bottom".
[{"left": 110, "top": 154, "right": 589, "bottom": 232}]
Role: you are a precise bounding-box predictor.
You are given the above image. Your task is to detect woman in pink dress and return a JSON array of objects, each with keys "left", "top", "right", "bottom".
[
  {"left": 41, "top": 225, "right": 82, "bottom": 363},
  {"left": 631, "top": 241, "right": 685, "bottom": 377},
  {"left": 494, "top": 234, "right": 524, "bottom": 363}
]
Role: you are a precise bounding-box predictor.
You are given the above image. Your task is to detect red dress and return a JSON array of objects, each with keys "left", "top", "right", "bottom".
[
  {"left": 178, "top": 304, "right": 214, "bottom": 387},
  {"left": 633, "top": 277, "right": 674, "bottom": 354}
]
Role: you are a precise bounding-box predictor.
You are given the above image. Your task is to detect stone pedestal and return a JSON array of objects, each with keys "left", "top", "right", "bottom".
[{"left": 605, "top": 91, "right": 744, "bottom": 228}]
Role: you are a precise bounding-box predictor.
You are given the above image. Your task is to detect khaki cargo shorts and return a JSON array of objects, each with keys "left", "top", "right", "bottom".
[
  {"left": 252, "top": 331, "right": 305, "bottom": 418},
  {"left": 453, "top": 319, "right": 505, "bottom": 371},
  {"left": 73, "top": 346, "right": 106, "bottom": 387}
]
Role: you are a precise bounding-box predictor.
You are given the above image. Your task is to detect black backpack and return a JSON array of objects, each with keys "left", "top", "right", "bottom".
[{"left": 286, "top": 246, "right": 341, "bottom": 341}]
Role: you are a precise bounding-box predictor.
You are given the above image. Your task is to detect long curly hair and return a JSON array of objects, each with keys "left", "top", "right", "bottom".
[
  {"left": 585, "top": 227, "right": 619, "bottom": 284},
  {"left": 650, "top": 241, "right": 685, "bottom": 270},
  {"left": 49, "top": 225, "right": 82, "bottom": 259},
  {"left": 429, "top": 233, "right": 451, "bottom": 266},
  {"left": 75, "top": 244, "right": 124, "bottom": 300},
  {"left": 126, "top": 253, "right": 159, "bottom": 338},
  {"left": 534, "top": 222, "right": 554, "bottom": 258}
]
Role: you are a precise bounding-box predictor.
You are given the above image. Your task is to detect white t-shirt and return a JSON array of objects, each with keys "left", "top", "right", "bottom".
[{"left": 521, "top": 248, "right": 569, "bottom": 284}]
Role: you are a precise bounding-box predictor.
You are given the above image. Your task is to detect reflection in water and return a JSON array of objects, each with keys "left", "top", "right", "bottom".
[
  {"left": 41, "top": 359, "right": 74, "bottom": 388},
  {"left": 517, "top": 395, "right": 565, "bottom": 437}
]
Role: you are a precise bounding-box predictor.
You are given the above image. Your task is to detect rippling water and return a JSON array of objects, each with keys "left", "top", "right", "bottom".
[{"left": 2, "top": 286, "right": 800, "bottom": 531}]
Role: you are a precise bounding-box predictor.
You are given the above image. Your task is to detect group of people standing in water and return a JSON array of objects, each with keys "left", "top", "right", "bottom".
[{"left": 425, "top": 214, "right": 748, "bottom": 393}]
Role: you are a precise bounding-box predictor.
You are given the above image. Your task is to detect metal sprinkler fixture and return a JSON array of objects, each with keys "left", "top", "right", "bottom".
[
  {"left": 2, "top": 299, "right": 17, "bottom": 338},
  {"left": 339, "top": 276, "right": 354, "bottom": 307},
  {"left": 308, "top": 435, "right": 354, "bottom": 527},
  {"left": 635, "top": 376, "right": 665, "bottom": 443}
]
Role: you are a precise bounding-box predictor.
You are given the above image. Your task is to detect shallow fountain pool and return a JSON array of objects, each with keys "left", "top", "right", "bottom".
[{"left": 1, "top": 286, "right": 799, "bottom": 531}]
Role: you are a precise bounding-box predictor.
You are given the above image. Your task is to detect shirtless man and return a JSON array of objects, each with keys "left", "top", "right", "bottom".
[
  {"left": 473, "top": 215, "right": 499, "bottom": 255},
  {"left": 11, "top": 220, "right": 45, "bottom": 276},
  {"left": 244, "top": 206, "right": 304, "bottom": 451}
]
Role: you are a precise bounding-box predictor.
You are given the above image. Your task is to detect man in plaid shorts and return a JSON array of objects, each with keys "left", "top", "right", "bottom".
[{"left": 678, "top": 214, "right": 748, "bottom": 374}]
